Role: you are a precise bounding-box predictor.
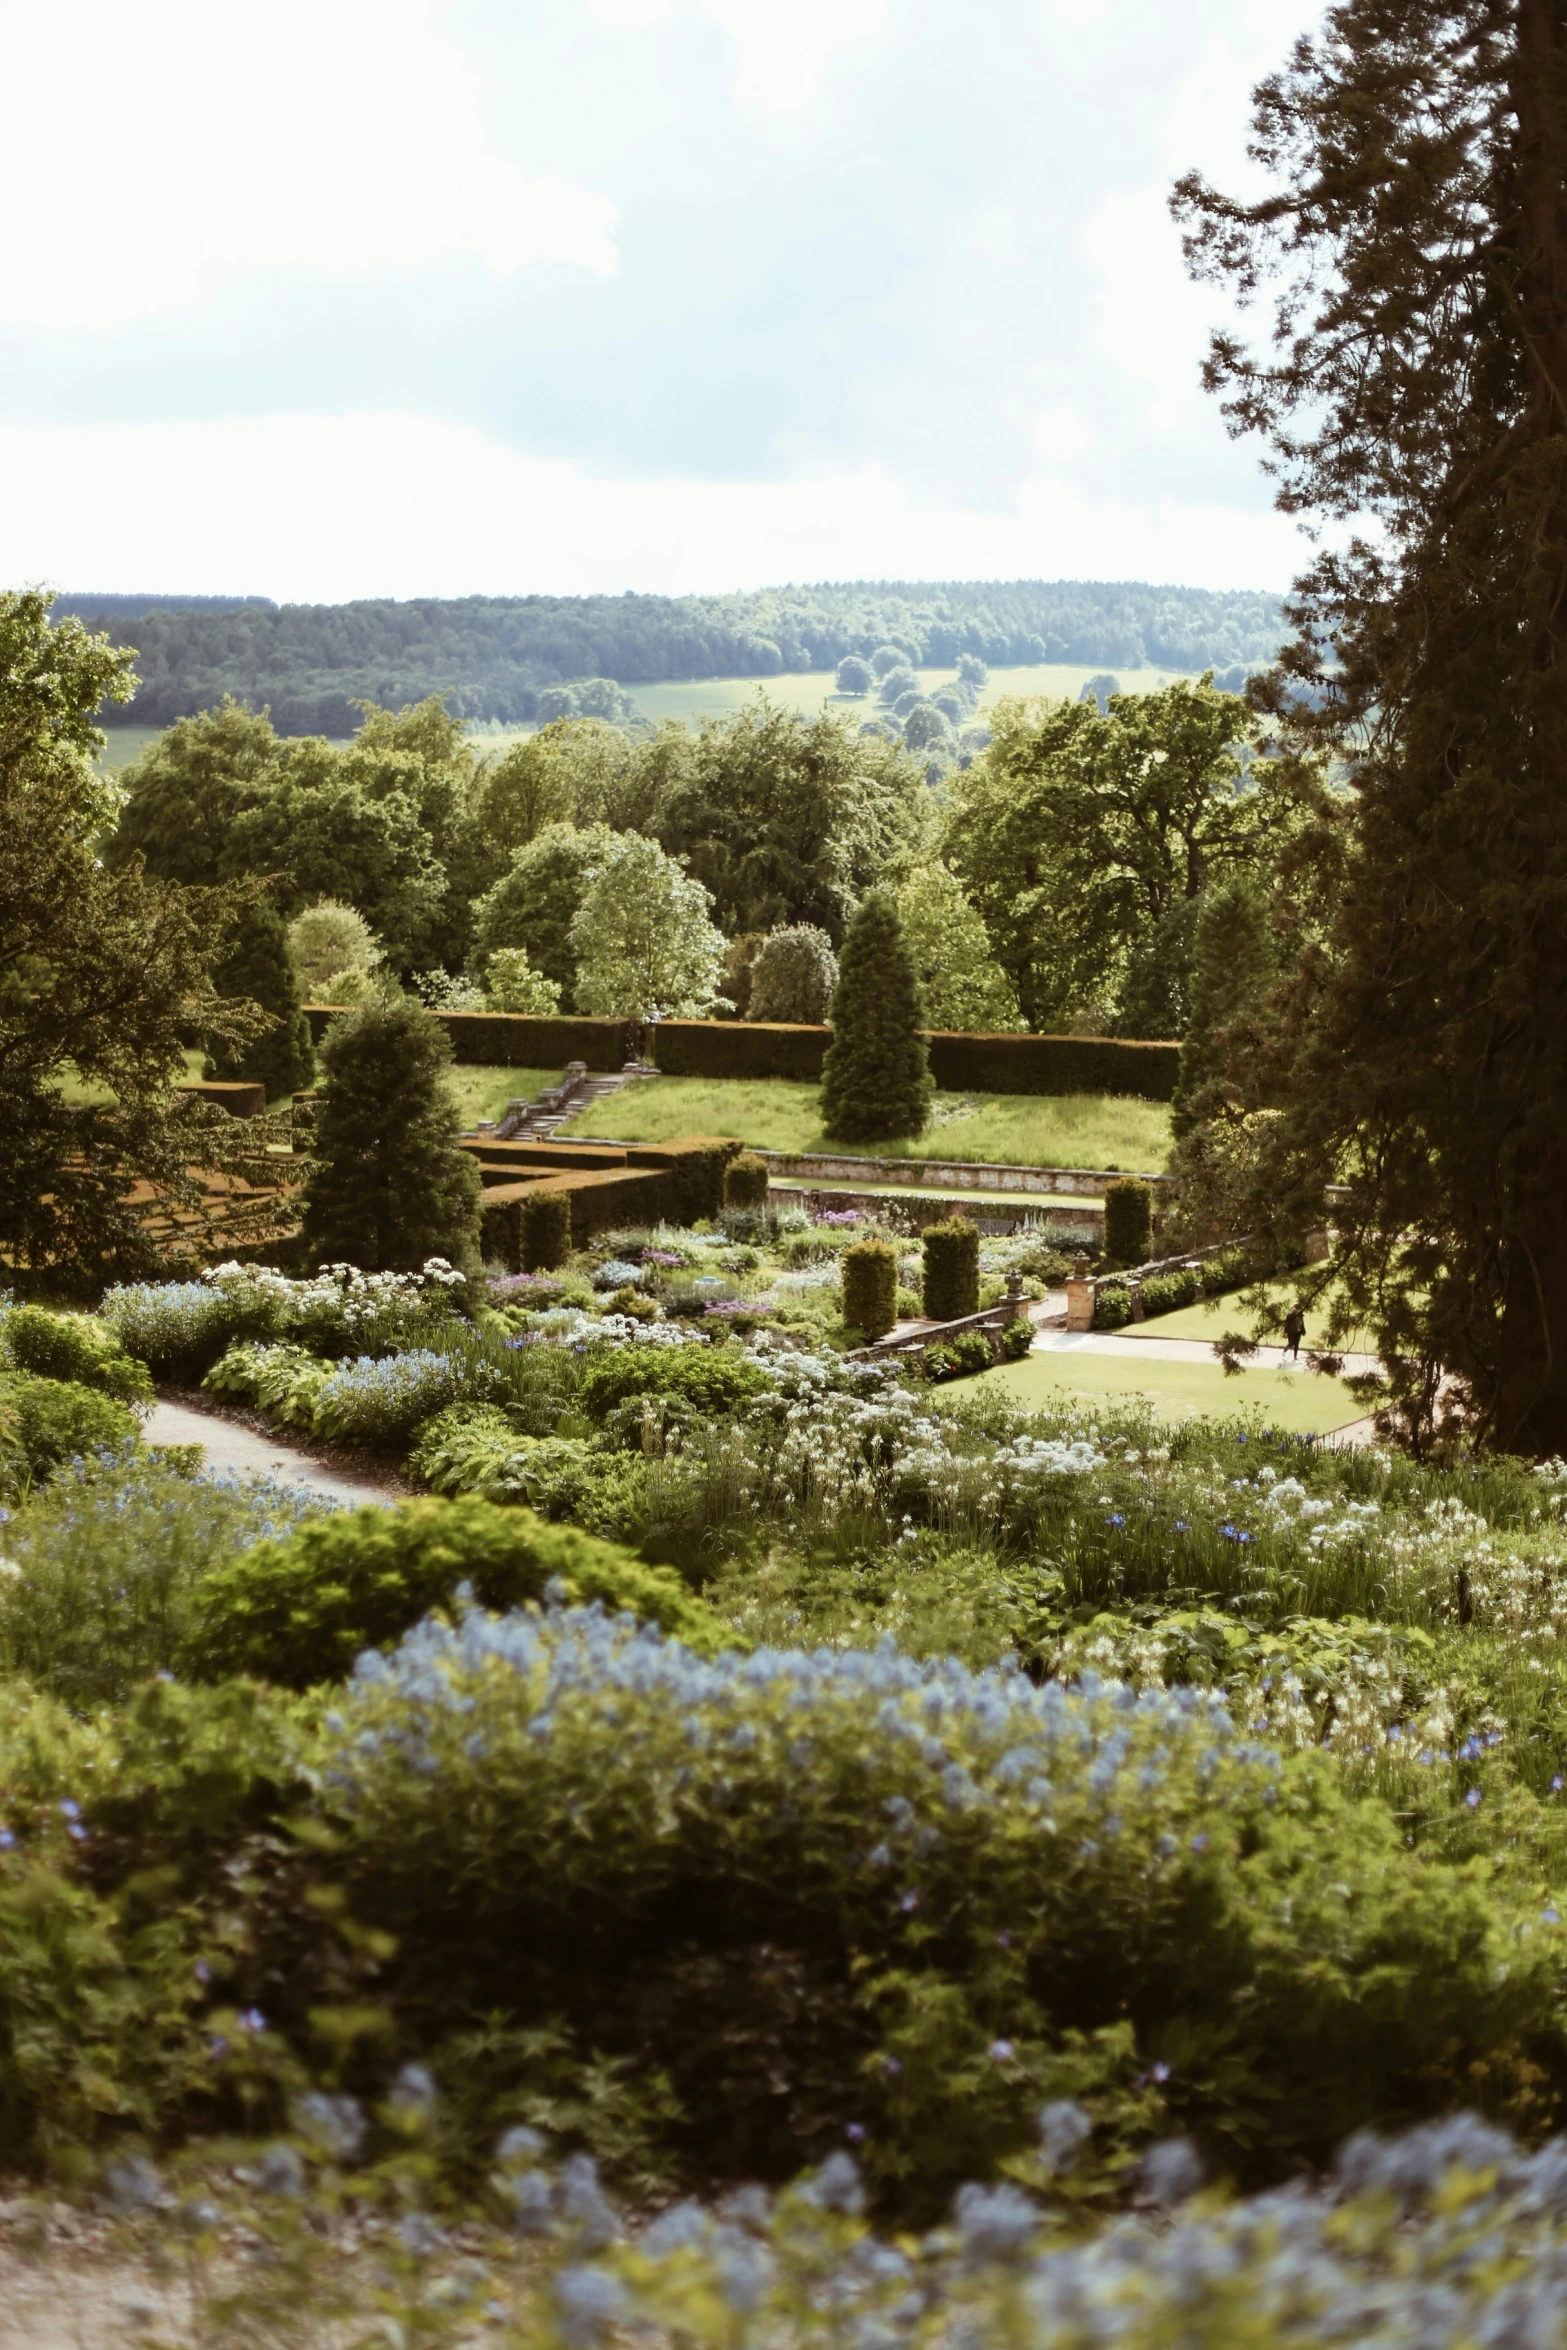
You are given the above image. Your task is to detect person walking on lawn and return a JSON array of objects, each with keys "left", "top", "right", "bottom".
[{"left": 1283, "top": 1304, "right": 1306, "bottom": 1362}]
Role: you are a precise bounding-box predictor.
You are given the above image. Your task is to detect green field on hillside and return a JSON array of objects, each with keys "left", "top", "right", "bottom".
[
  {"left": 980, "top": 1345, "right": 1367, "bottom": 1432},
  {"left": 565, "top": 1075, "right": 1172, "bottom": 1169}
]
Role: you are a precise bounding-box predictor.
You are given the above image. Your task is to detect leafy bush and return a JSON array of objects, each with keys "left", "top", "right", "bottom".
[
  {"left": 746, "top": 925, "right": 838, "bottom": 1026},
  {"left": 321, "top": 1606, "right": 1567, "bottom": 2206},
  {"left": 189, "top": 1497, "right": 725, "bottom": 1685},
  {"left": 1201, "top": 1244, "right": 1251, "bottom": 1293},
  {"left": 10, "top": 1379, "right": 139, "bottom": 1483},
  {"left": 206, "top": 1339, "right": 500, "bottom": 1450},
  {"left": 102, "top": 1279, "right": 255, "bottom": 1381},
  {"left": 923, "top": 1219, "right": 980, "bottom": 1322},
  {"left": 998, "top": 1317, "right": 1035, "bottom": 1359},
  {"left": 842, "top": 1238, "right": 898, "bottom": 1338},
  {"left": 204, "top": 1341, "right": 334, "bottom": 1429},
  {"left": 1093, "top": 1281, "right": 1133, "bottom": 1330},
  {"left": 579, "top": 1344, "right": 772, "bottom": 1423},
  {"left": 1139, "top": 1266, "right": 1201, "bottom": 1316},
  {"left": 925, "top": 1328, "right": 993, "bottom": 1381},
  {"left": 723, "top": 1151, "right": 771, "bottom": 1211},
  {"left": 3, "top": 1305, "right": 152, "bottom": 1406},
  {"left": 1103, "top": 1179, "right": 1153, "bottom": 1269},
  {"left": 0, "top": 1452, "right": 324, "bottom": 1705},
  {"left": 104, "top": 1262, "right": 465, "bottom": 1379}
]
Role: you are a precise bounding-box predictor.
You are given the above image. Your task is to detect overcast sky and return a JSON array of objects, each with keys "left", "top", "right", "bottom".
[{"left": 0, "top": 0, "right": 1320, "bottom": 603}]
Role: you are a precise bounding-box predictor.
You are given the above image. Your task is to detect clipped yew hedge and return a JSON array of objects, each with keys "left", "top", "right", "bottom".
[{"left": 303, "top": 1006, "right": 1180, "bottom": 1101}]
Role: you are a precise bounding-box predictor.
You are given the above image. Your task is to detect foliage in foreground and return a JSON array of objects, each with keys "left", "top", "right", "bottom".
[{"left": 90, "top": 2110, "right": 1567, "bottom": 2350}]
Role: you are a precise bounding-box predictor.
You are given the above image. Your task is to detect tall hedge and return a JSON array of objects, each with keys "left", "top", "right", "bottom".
[
  {"left": 1103, "top": 1178, "right": 1154, "bottom": 1269},
  {"left": 522, "top": 1187, "right": 572, "bottom": 1272},
  {"left": 723, "top": 1151, "right": 771, "bottom": 1210},
  {"left": 922, "top": 1218, "right": 980, "bottom": 1321},
  {"left": 842, "top": 1237, "right": 899, "bottom": 1337},
  {"left": 820, "top": 892, "right": 933, "bottom": 1143},
  {"left": 301, "top": 998, "right": 482, "bottom": 1275},
  {"left": 206, "top": 899, "right": 314, "bottom": 1101}
]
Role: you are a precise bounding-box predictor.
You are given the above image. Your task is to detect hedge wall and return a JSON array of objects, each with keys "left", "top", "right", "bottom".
[
  {"left": 477, "top": 1138, "right": 744, "bottom": 1269},
  {"left": 303, "top": 1008, "right": 630, "bottom": 1069},
  {"left": 304, "top": 1005, "right": 1179, "bottom": 1101},
  {"left": 922, "top": 1031, "right": 1180, "bottom": 1100},
  {"left": 651, "top": 1020, "right": 828, "bottom": 1081}
]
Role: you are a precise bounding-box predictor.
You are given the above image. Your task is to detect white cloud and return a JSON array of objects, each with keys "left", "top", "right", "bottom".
[
  {"left": 0, "top": 0, "right": 616, "bottom": 332},
  {"left": 0, "top": 409, "right": 1300, "bottom": 603},
  {"left": 699, "top": 0, "right": 890, "bottom": 115}
]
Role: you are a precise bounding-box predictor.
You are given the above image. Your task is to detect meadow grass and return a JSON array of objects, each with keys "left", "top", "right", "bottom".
[
  {"left": 977, "top": 1343, "right": 1367, "bottom": 1432},
  {"left": 567, "top": 1075, "right": 1172, "bottom": 1169},
  {"left": 444, "top": 1064, "right": 561, "bottom": 1129}
]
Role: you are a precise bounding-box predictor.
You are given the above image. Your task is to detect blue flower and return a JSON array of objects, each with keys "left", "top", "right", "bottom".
[{"left": 1465, "top": 1788, "right": 1483, "bottom": 1810}]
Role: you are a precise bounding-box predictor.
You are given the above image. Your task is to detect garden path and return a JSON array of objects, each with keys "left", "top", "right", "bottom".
[{"left": 142, "top": 1398, "right": 399, "bottom": 1508}]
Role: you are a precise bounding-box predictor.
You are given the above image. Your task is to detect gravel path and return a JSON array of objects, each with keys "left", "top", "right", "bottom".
[{"left": 142, "top": 1398, "right": 400, "bottom": 1508}]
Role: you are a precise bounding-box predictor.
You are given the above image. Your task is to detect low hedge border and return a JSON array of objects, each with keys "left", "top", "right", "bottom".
[{"left": 478, "top": 1138, "right": 744, "bottom": 1269}]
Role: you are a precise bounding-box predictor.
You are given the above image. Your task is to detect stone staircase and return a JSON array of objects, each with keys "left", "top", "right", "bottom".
[{"left": 473, "top": 1058, "right": 657, "bottom": 1143}]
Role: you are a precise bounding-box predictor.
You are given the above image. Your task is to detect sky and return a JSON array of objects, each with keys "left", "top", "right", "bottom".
[{"left": 0, "top": 0, "right": 1320, "bottom": 604}]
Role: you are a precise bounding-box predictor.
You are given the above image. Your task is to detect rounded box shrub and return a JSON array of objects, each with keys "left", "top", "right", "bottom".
[
  {"left": 1103, "top": 1177, "right": 1153, "bottom": 1268},
  {"left": 922, "top": 1218, "right": 980, "bottom": 1322},
  {"left": 1140, "top": 1265, "right": 1201, "bottom": 1317},
  {"left": 522, "top": 1187, "right": 573, "bottom": 1272},
  {"left": 186, "top": 1494, "right": 726, "bottom": 1687},
  {"left": 722, "top": 1151, "right": 771, "bottom": 1212},
  {"left": 11, "top": 1378, "right": 138, "bottom": 1482},
  {"left": 841, "top": 1237, "right": 898, "bottom": 1338}
]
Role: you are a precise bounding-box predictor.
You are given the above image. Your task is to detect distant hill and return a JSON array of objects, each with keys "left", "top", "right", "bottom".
[{"left": 56, "top": 580, "right": 1285, "bottom": 736}]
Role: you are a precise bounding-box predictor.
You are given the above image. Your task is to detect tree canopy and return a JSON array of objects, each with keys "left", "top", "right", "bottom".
[{"left": 1172, "top": 0, "right": 1567, "bottom": 1453}]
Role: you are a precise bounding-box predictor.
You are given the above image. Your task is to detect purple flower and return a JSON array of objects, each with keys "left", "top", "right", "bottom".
[
  {"left": 1105, "top": 1512, "right": 1124, "bottom": 1528},
  {"left": 0, "top": 1829, "right": 15, "bottom": 1852},
  {"left": 1191, "top": 1832, "right": 1209, "bottom": 1852},
  {"left": 1150, "top": 2060, "right": 1171, "bottom": 2083},
  {"left": 883, "top": 2056, "right": 903, "bottom": 2077},
  {"left": 1545, "top": 1907, "right": 1561, "bottom": 1925},
  {"left": 1465, "top": 1788, "right": 1482, "bottom": 1810},
  {"left": 845, "top": 2123, "right": 867, "bottom": 2144},
  {"left": 58, "top": 1799, "right": 80, "bottom": 1820},
  {"left": 989, "top": 2040, "right": 1016, "bottom": 2064},
  {"left": 899, "top": 1891, "right": 920, "bottom": 1913},
  {"left": 238, "top": 2008, "right": 267, "bottom": 2033}
]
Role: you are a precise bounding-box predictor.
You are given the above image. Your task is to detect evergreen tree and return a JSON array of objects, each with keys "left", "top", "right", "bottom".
[
  {"left": 1174, "top": 0, "right": 1567, "bottom": 1451},
  {"left": 819, "top": 890, "right": 932, "bottom": 1143},
  {"left": 1171, "top": 877, "right": 1280, "bottom": 1137},
  {"left": 301, "top": 997, "right": 481, "bottom": 1276},
  {"left": 205, "top": 899, "right": 314, "bottom": 1099}
]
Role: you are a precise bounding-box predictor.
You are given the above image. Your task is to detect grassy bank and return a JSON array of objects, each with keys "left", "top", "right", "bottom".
[{"left": 567, "top": 1075, "right": 1172, "bottom": 1169}]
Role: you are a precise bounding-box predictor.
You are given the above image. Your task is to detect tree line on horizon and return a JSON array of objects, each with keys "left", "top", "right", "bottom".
[{"left": 49, "top": 578, "right": 1284, "bottom": 736}]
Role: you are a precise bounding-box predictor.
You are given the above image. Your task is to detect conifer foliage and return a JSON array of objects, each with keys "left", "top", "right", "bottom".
[
  {"left": 819, "top": 890, "right": 933, "bottom": 1143},
  {"left": 205, "top": 899, "right": 314, "bottom": 1100},
  {"left": 301, "top": 997, "right": 481, "bottom": 1275}
]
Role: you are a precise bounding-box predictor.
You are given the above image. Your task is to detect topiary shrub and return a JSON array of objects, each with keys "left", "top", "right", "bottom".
[
  {"left": 522, "top": 1187, "right": 573, "bottom": 1272},
  {"left": 205, "top": 898, "right": 315, "bottom": 1100},
  {"left": 11, "top": 1378, "right": 138, "bottom": 1482},
  {"left": 723, "top": 1152, "right": 770, "bottom": 1212},
  {"left": 922, "top": 1219, "right": 980, "bottom": 1322},
  {"left": 4, "top": 1305, "right": 152, "bottom": 1406},
  {"left": 819, "top": 891, "right": 933, "bottom": 1143},
  {"left": 842, "top": 1237, "right": 899, "bottom": 1337},
  {"left": 1093, "top": 1280, "right": 1133, "bottom": 1330},
  {"left": 186, "top": 1495, "right": 726, "bottom": 1687},
  {"left": 1103, "top": 1177, "right": 1153, "bottom": 1269},
  {"left": 998, "top": 1317, "right": 1034, "bottom": 1359},
  {"left": 302, "top": 996, "right": 482, "bottom": 1276}
]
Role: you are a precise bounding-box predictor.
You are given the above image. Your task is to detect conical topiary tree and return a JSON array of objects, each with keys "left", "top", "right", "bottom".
[
  {"left": 301, "top": 994, "right": 481, "bottom": 1276},
  {"left": 205, "top": 899, "right": 315, "bottom": 1100},
  {"left": 819, "top": 889, "right": 933, "bottom": 1143}
]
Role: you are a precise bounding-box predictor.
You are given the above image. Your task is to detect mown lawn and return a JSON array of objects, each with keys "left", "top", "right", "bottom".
[
  {"left": 566, "top": 1076, "right": 1172, "bottom": 1170},
  {"left": 1127, "top": 1279, "right": 1377, "bottom": 1354},
  {"left": 977, "top": 1345, "right": 1367, "bottom": 1432}
]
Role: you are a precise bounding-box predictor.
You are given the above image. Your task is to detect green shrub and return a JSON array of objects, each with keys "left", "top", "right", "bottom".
[
  {"left": 1103, "top": 1178, "right": 1153, "bottom": 1268},
  {"left": 302, "top": 996, "right": 482, "bottom": 1276},
  {"left": 842, "top": 1238, "right": 899, "bottom": 1338},
  {"left": 3, "top": 1305, "right": 153, "bottom": 1406},
  {"left": 522, "top": 1186, "right": 573, "bottom": 1272},
  {"left": 1093, "top": 1281, "right": 1133, "bottom": 1330},
  {"left": 579, "top": 1344, "right": 773, "bottom": 1422},
  {"left": 99, "top": 1280, "right": 254, "bottom": 1381},
  {"left": 1138, "top": 1266, "right": 1201, "bottom": 1316},
  {"left": 319, "top": 1608, "right": 1567, "bottom": 2208},
  {"left": 187, "top": 1496, "right": 725, "bottom": 1685},
  {"left": 10, "top": 1378, "right": 138, "bottom": 1482},
  {"left": 820, "top": 890, "right": 933, "bottom": 1143},
  {"left": 722, "top": 1151, "right": 771, "bottom": 1211},
  {"left": 998, "top": 1317, "right": 1034, "bottom": 1359},
  {"left": 0, "top": 1452, "right": 324, "bottom": 1706},
  {"left": 925, "top": 1328, "right": 992, "bottom": 1381},
  {"left": 922, "top": 1219, "right": 980, "bottom": 1321},
  {"left": 1201, "top": 1244, "right": 1251, "bottom": 1293}
]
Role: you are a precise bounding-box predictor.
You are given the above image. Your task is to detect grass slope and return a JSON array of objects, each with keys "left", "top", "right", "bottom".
[
  {"left": 567, "top": 1076, "right": 1172, "bottom": 1170},
  {"left": 445, "top": 1065, "right": 561, "bottom": 1129}
]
